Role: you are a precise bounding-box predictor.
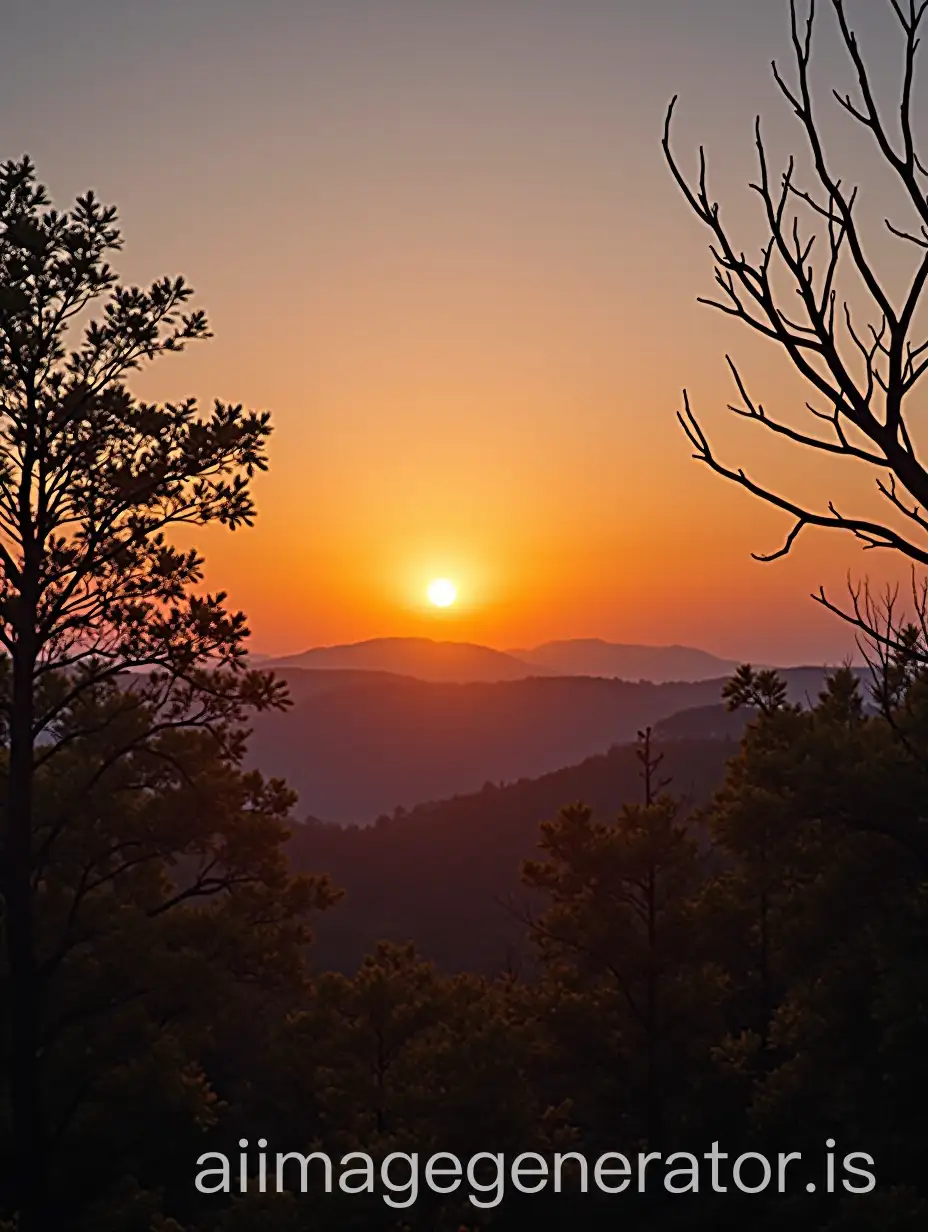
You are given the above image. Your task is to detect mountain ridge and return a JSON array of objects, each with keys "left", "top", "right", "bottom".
[
  {"left": 509, "top": 637, "right": 741, "bottom": 683},
  {"left": 259, "top": 635, "right": 756, "bottom": 685}
]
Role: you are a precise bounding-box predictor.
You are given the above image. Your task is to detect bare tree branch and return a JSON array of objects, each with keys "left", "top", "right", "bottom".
[{"left": 664, "top": 0, "right": 928, "bottom": 579}]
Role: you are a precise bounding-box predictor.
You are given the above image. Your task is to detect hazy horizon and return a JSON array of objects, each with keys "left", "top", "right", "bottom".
[{"left": 250, "top": 630, "right": 866, "bottom": 670}]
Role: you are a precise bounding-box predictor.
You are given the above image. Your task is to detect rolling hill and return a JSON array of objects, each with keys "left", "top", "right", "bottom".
[
  {"left": 287, "top": 736, "right": 736, "bottom": 973},
  {"left": 654, "top": 702, "right": 750, "bottom": 741},
  {"left": 263, "top": 637, "right": 542, "bottom": 683}
]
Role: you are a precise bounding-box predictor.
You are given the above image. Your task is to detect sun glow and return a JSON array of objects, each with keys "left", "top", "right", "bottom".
[{"left": 427, "top": 578, "right": 458, "bottom": 608}]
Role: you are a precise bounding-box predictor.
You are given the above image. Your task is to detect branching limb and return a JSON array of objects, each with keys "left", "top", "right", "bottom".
[
  {"left": 726, "top": 356, "right": 885, "bottom": 464},
  {"left": 680, "top": 391, "right": 928, "bottom": 564}
]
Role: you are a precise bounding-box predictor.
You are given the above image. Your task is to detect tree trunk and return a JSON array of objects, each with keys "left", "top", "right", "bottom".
[
  {"left": 641, "top": 730, "right": 662, "bottom": 1149},
  {"left": 645, "top": 862, "right": 662, "bottom": 1151},
  {"left": 4, "top": 632, "right": 48, "bottom": 1231},
  {"left": 758, "top": 822, "right": 771, "bottom": 1052}
]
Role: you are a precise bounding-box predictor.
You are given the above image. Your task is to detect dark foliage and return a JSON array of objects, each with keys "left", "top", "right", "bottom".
[{"left": 4, "top": 661, "right": 928, "bottom": 1232}]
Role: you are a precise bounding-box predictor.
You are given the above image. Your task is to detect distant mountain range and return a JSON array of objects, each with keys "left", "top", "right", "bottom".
[
  {"left": 260, "top": 636, "right": 743, "bottom": 684},
  {"left": 247, "top": 665, "right": 841, "bottom": 824}
]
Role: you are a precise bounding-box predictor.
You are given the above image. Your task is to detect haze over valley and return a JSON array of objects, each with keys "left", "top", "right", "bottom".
[{"left": 246, "top": 637, "right": 861, "bottom": 824}]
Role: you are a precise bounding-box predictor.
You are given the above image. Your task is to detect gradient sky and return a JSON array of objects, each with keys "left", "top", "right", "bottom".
[{"left": 2, "top": 0, "right": 924, "bottom": 662}]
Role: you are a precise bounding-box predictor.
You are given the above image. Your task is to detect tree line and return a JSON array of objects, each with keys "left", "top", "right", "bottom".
[{"left": 4, "top": 652, "right": 928, "bottom": 1230}]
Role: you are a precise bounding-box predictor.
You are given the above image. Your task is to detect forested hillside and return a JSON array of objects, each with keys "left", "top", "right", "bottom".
[{"left": 287, "top": 736, "right": 734, "bottom": 971}]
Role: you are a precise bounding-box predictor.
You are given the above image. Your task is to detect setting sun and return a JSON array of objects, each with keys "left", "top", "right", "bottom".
[{"left": 427, "top": 578, "right": 458, "bottom": 608}]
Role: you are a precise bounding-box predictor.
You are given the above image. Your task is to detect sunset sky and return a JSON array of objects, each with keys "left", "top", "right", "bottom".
[{"left": 2, "top": 0, "right": 923, "bottom": 663}]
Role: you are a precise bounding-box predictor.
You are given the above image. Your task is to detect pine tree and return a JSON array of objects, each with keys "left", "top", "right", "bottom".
[{"left": 0, "top": 157, "right": 284, "bottom": 1231}]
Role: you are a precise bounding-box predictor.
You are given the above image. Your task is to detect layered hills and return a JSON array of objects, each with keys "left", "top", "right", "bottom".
[{"left": 248, "top": 660, "right": 842, "bottom": 824}]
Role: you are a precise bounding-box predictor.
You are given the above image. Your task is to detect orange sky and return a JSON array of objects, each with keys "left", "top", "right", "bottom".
[{"left": 2, "top": 0, "right": 922, "bottom": 663}]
